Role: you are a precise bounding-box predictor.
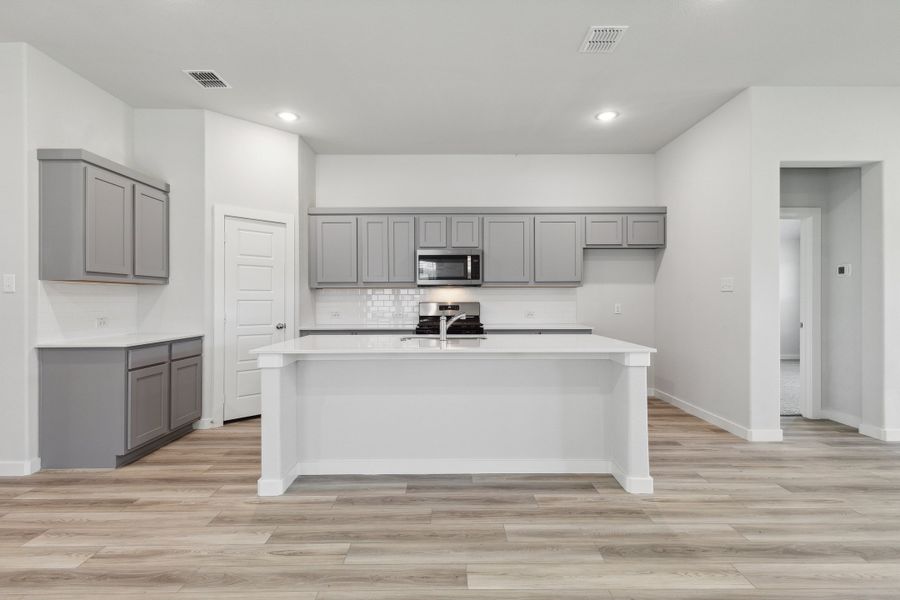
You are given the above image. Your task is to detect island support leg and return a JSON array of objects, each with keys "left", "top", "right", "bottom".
[
  {"left": 257, "top": 359, "right": 299, "bottom": 496},
  {"left": 607, "top": 360, "right": 654, "bottom": 494}
]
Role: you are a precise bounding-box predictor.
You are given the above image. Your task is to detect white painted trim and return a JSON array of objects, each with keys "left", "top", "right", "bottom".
[
  {"left": 0, "top": 457, "right": 40, "bottom": 476},
  {"left": 257, "top": 463, "right": 299, "bottom": 496},
  {"left": 297, "top": 458, "right": 613, "bottom": 475},
  {"left": 780, "top": 207, "right": 822, "bottom": 420},
  {"left": 858, "top": 423, "right": 900, "bottom": 442},
  {"left": 819, "top": 408, "right": 862, "bottom": 429},
  {"left": 610, "top": 461, "right": 653, "bottom": 494},
  {"left": 213, "top": 204, "right": 296, "bottom": 429},
  {"left": 780, "top": 354, "right": 800, "bottom": 360},
  {"left": 193, "top": 418, "right": 217, "bottom": 430},
  {"left": 654, "top": 388, "right": 783, "bottom": 442}
]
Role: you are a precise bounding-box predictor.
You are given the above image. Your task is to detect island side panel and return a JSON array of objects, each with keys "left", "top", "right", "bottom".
[
  {"left": 606, "top": 355, "right": 654, "bottom": 494},
  {"left": 257, "top": 355, "right": 300, "bottom": 496}
]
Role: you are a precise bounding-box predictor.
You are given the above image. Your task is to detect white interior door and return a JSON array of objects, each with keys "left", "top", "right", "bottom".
[{"left": 224, "top": 217, "right": 287, "bottom": 421}]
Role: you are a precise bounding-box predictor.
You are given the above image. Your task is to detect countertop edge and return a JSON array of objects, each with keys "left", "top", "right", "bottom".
[{"left": 36, "top": 333, "right": 204, "bottom": 349}]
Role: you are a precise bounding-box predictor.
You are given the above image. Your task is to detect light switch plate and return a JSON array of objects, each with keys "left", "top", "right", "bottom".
[
  {"left": 837, "top": 264, "right": 852, "bottom": 277},
  {"left": 614, "top": 303, "right": 622, "bottom": 314},
  {"left": 720, "top": 277, "right": 735, "bottom": 293},
  {"left": 2, "top": 274, "right": 15, "bottom": 293}
]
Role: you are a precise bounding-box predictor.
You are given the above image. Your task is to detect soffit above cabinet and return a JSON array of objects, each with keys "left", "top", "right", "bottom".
[{"left": 310, "top": 206, "right": 666, "bottom": 215}]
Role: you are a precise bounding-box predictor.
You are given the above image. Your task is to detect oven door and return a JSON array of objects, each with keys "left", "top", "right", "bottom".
[{"left": 416, "top": 250, "right": 482, "bottom": 286}]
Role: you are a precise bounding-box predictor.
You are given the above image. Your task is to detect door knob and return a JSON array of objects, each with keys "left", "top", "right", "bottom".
[{"left": 275, "top": 323, "right": 286, "bottom": 330}]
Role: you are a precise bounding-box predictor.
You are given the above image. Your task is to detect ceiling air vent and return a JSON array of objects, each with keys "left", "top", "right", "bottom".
[
  {"left": 579, "top": 26, "right": 628, "bottom": 54},
  {"left": 183, "top": 70, "right": 231, "bottom": 89}
]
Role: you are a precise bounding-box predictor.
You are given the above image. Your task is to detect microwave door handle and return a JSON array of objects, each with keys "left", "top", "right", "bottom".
[{"left": 467, "top": 255, "right": 472, "bottom": 280}]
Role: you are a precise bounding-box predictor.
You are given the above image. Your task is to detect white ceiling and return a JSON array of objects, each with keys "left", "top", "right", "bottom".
[{"left": 2, "top": 0, "right": 900, "bottom": 154}]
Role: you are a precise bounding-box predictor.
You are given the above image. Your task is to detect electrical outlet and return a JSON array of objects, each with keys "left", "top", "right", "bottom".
[
  {"left": 2, "top": 274, "right": 15, "bottom": 293},
  {"left": 614, "top": 303, "right": 622, "bottom": 315},
  {"left": 525, "top": 310, "right": 536, "bottom": 319},
  {"left": 720, "top": 277, "right": 735, "bottom": 293},
  {"left": 330, "top": 311, "right": 341, "bottom": 319},
  {"left": 95, "top": 317, "right": 108, "bottom": 328}
]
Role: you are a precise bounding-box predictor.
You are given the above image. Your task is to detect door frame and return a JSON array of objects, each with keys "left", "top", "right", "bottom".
[
  {"left": 780, "top": 207, "right": 822, "bottom": 419},
  {"left": 211, "top": 205, "right": 296, "bottom": 428}
]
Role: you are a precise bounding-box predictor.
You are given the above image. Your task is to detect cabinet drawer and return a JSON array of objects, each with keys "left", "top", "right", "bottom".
[
  {"left": 128, "top": 344, "right": 170, "bottom": 370},
  {"left": 171, "top": 338, "right": 202, "bottom": 361}
]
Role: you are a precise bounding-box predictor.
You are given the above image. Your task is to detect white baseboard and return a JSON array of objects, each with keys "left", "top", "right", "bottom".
[
  {"left": 193, "top": 418, "right": 220, "bottom": 430},
  {"left": 610, "top": 461, "right": 653, "bottom": 494},
  {"left": 859, "top": 423, "right": 900, "bottom": 442},
  {"left": 257, "top": 463, "right": 300, "bottom": 496},
  {"left": 297, "top": 458, "right": 613, "bottom": 476},
  {"left": 0, "top": 457, "right": 41, "bottom": 476},
  {"left": 652, "top": 388, "right": 783, "bottom": 442},
  {"left": 819, "top": 408, "right": 861, "bottom": 429}
]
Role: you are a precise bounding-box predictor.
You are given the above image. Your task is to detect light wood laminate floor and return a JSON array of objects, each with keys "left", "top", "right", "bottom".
[{"left": 2, "top": 399, "right": 900, "bottom": 598}]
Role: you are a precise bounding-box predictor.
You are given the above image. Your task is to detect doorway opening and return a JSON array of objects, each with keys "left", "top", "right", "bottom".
[{"left": 779, "top": 219, "right": 802, "bottom": 416}]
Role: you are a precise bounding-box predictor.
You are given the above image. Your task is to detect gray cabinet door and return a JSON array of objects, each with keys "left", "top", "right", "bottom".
[
  {"left": 359, "top": 216, "right": 389, "bottom": 283},
  {"left": 534, "top": 215, "right": 584, "bottom": 283},
  {"left": 417, "top": 215, "right": 447, "bottom": 248},
  {"left": 450, "top": 216, "right": 481, "bottom": 248},
  {"left": 315, "top": 216, "right": 358, "bottom": 284},
  {"left": 170, "top": 356, "right": 202, "bottom": 429},
  {"left": 483, "top": 216, "right": 533, "bottom": 283},
  {"left": 85, "top": 165, "right": 133, "bottom": 276},
  {"left": 626, "top": 214, "right": 666, "bottom": 247},
  {"left": 133, "top": 184, "right": 169, "bottom": 278},
  {"left": 389, "top": 216, "right": 415, "bottom": 283},
  {"left": 127, "top": 363, "right": 170, "bottom": 450},
  {"left": 585, "top": 215, "right": 624, "bottom": 246}
]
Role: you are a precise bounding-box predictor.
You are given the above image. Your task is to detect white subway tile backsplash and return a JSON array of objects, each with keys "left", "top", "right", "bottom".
[
  {"left": 314, "top": 287, "right": 577, "bottom": 326},
  {"left": 38, "top": 281, "right": 141, "bottom": 342}
]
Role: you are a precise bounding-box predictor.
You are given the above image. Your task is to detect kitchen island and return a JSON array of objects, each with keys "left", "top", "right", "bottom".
[{"left": 252, "top": 334, "right": 655, "bottom": 496}]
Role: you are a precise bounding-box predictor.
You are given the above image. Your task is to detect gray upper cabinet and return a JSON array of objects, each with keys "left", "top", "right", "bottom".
[
  {"left": 314, "top": 216, "right": 358, "bottom": 285},
  {"left": 450, "top": 215, "right": 481, "bottom": 248},
  {"left": 417, "top": 215, "right": 448, "bottom": 248},
  {"left": 170, "top": 355, "right": 202, "bottom": 429},
  {"left": 585, "top": 215, "right": 624, "bottom": 247},
  {"left": 483, "top": 216, "right": 533, "bottom": 284},
  {"left": 38, "top": 149, "right": 170, "bottom": 284},
  {"left": 626, "top": 214, "right": 666, "bottom": 247},
  {"left": 359, "top": 216, "right": 390, "bottom": 283},
  {"left": 388, "top": 216, "right": 416, "bottom": 283},
  {"left": 534, "top": 215, "right": 584, "bottom": 284},
  {"left": 127, "top": 363, "right": 170, "bottom": 450},
  {"left": 133, "top": 184, "right": 169, "bottom": 279},
  {"left": 84, "top": 166, "right": 134, "bottom": 276}
]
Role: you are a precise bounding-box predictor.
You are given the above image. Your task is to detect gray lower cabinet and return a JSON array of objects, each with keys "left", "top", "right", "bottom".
[
  {"left": 170, "top": 356, "right": 203, "bottom": 429},
  {"left": 313, "top": 215, "right": 358, "bottom": 285},
  {"left": 39, "top": 336, "right": 203, "bottom": 468},
  {"left": 128, "top": 363, "right": 170, "bottom": 449},
  {"left": 450, "top": 216, "right": 481, "bottom": 248},
  {"left": 483, "top": 216, "right": 533, "bottom": 283},
  {"left": 38, "top": 149, "right": 170, "bottom": 284},
  {"left": 417, "top": 215, "right": 448, "bottom": 248},
  {"left": 585, "top": 215, "right": 625, "bottom": 246},
  {"left": 626, "top": 214, "right": 666, "bottom": 247},
  {"left": 534, "top": 215, "right": 584, "bottom": 284}
]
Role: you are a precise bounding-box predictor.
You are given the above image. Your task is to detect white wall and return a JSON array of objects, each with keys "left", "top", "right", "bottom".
[
  {"left": 751, "top": 87, "right": 899, "bottom": 440},
  {"left": 781, "top": 168, "right": 862, "bottom": 423},
  {"left": 316, "top": 154, "right": 655, "bottom": 207},
  {"left": 779, "top": 221, "right": 801, "bottom": 358},
  {"left": 652, "top": 91, "right": 771, "bottom": 439},
  {"left": 297, "top": 138, "right": 317, "bottom": 327}
]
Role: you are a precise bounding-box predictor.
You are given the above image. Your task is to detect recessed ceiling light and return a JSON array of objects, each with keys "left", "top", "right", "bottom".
[
  {"left": 595, "top": 111, "right": 619, "bottom": 122},
  {"left": 277, "top": 111, "right": 299, "bottom": 122}
]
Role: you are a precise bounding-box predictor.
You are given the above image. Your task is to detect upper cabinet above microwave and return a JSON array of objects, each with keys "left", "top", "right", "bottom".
[
  {"left": 39, "top": 149, "right": 170, "bottom": 285},
  {"left": 416, "top": 215, "right": 481, "bottom": 249}
]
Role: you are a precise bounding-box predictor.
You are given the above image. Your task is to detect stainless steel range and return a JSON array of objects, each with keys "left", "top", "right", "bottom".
[{"left": 414, "top": 302, "right": 485, "bottom": 336}]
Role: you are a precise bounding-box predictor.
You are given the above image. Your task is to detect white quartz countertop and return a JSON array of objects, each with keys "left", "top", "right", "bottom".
[
  {"left": 299, "top": 323, "right": 593, "bottom": 331},
  {"left": 36, "top": 332, "right": 204, "bottom": 349},
  {"left": 252, "top": 333, "right": 653, "bottom": 357}
]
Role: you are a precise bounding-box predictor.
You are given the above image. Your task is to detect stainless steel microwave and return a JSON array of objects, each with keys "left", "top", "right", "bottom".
[{"left": 416, "top": 249, "right": 482, "bottom": 286}]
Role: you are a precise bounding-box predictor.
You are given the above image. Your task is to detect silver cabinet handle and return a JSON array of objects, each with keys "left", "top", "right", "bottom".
[{"left": 275, "top": 323, "right": 286, "bottom": 330}]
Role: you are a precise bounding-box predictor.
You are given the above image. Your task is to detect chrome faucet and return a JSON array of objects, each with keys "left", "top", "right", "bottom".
[{"left": 439, "top": 313, "right": 467, "bottom": 342}]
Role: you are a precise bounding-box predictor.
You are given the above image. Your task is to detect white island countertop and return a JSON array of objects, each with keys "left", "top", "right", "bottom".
[
  {"left": 252, "top": 333, "right": 654, "bottom": 365},
  {"left": 36, "top": 332, "right": 204, "bottom": 349}
]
